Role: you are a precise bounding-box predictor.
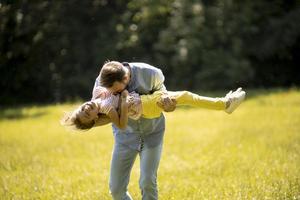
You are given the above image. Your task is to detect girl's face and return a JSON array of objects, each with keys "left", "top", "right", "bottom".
[{"left": 77, "top": 101, "right": 99, "bottom": 124}]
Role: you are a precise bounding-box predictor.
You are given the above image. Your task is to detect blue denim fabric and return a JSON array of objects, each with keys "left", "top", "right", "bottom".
[{"left": 109, "top": 141, "right": 163, "bottom": 200}]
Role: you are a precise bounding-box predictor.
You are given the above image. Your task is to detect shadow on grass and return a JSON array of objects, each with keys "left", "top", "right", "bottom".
[{"left": 0, "top": 108, "right": 48, "bottom": 120}]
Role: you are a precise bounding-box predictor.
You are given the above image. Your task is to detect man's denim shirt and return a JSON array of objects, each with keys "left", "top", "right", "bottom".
[{"left": 93, "top": 62, "right": 166, "bottom": 151}]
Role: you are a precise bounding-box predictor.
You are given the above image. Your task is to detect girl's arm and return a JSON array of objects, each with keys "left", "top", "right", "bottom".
[{"left": 106, "top": 91, "right": 129, "bottom": 130}]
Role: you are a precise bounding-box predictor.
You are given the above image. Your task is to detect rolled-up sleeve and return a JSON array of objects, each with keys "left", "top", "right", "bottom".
[{"left": 152, "top": 69, "right": 166, "bottom": 92}]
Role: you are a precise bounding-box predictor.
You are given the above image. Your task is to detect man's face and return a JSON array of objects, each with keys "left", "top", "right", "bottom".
[{"left": 107, "top": 75, "right": 130, "bottom": 94}]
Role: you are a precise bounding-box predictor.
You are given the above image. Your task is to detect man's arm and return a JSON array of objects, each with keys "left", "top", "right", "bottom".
[
  {"left": 152, "top": 69, "right": 177, "bottom": 112},
  {"left": 152, "top": 69, "right": 167, "bottom": 92}
]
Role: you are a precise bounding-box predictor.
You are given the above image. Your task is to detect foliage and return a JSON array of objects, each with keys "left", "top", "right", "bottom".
[{"left": 1, "top": 1, "right": 299, "bottom": 104}]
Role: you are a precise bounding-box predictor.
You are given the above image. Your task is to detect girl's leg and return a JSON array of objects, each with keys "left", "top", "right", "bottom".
[
  {"left": 141, "top": 92, "right": 164, "bottom": 119},
  {"left": 167, "top": 91, "right": 226, "bottom": 110}
]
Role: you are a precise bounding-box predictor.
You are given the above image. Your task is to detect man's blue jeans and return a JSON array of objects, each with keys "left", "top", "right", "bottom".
[{"left": 109, "top": 141, "right": 163, "bottom": 200}]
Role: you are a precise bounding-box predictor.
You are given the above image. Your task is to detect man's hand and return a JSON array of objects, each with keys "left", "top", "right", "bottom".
[{"left": 156, "top": 94, "right": 177, "bottom": 112}]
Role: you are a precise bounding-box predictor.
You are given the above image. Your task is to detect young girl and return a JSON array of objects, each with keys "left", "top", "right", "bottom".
[{"left": 61, "top": 88, "right": 246, "bottom": 130}]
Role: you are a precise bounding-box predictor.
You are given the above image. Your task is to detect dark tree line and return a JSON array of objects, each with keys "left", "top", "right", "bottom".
[{"left": 1, "top": 0, "right": 300, "bottom": 105}]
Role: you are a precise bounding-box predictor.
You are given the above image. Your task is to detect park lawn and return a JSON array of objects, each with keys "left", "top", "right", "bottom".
[{"left": 0, "top": 89, "right": 300, "bottom": 200}]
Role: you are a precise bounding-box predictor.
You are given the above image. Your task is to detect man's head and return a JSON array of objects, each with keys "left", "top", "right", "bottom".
[{"left": 99, "top": 61, "right": 130, "bottom": 94}]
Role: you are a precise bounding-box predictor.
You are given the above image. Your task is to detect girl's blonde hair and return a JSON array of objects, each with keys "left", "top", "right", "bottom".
[{"left": 60, "top": 109, "right": 95, "bottom": 131}]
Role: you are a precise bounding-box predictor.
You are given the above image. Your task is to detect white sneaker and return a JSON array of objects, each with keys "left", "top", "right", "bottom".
[{"left": 225, "top": 88, "right": 246, "bottom": 114}]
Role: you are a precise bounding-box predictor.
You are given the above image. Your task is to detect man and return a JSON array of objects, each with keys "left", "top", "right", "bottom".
[{"left": 92, "top": 61, "right": 176, "bottom": 200}]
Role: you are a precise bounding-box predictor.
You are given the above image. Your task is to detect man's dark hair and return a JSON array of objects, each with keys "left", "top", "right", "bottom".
[{"left": 99, "top": 61, "right": 126, "bottom": 87}]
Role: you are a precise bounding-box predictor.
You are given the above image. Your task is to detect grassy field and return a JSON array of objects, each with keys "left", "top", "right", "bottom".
[{"left": 1, "top": 89, "right": 300, "bottom": 200}]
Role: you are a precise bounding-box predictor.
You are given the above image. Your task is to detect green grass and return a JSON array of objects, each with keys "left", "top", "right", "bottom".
[{"left": 1, "top": 89, "right": 300, "bottom": 199}]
